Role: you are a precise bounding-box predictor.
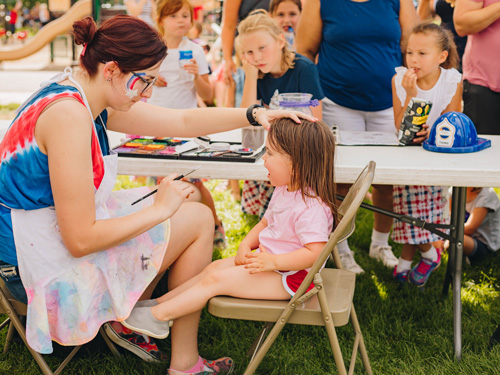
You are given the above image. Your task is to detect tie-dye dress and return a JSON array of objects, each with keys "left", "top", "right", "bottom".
[{"left": 0, "top": 82, "right": 170, "bottom": 354}]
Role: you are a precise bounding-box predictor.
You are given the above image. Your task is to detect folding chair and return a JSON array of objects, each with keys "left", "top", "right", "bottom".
[
  {"left": 0, "top": 278, "right": 120, "bottom": 375},
  {"left": 208, "top": 161, "right": 376, "bottom": 375}
]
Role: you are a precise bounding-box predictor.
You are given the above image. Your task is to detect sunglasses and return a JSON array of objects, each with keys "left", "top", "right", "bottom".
[{"left": 130, "top": 71, "right": 158, "bottom": 94}]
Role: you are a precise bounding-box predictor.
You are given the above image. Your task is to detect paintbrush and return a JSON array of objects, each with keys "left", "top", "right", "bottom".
[{"left": 131, "top": 165, "right": 202, "bottom": 205}]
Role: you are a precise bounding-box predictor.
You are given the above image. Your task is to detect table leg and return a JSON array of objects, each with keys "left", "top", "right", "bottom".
[
  {"left": 442, "top": 190, "right": 459, "bottom": 297},
  {"left": 452, "top": 186, "right": 466, "bottom": 361}
]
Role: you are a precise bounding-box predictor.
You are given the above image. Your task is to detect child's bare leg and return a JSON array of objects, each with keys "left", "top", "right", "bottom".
[
  {"left": 152, "top": 266, "right": 290, "bottom": 322},
  {"left": 158, "top": 201, "right": 214, "bottom": 371},
  {"left": 400, "top": 244, "right": 418, "bottom": 261},
  {"left": 156, "top": 257, "right": 236, "bottom": 304},
  {"left": 463, "top": 234, "right": 475, "bottom": 256}
]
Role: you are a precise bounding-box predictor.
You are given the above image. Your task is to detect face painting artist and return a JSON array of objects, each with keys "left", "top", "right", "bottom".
[{"left": 0, "top": 15, "right": 313, "bottom": 374}]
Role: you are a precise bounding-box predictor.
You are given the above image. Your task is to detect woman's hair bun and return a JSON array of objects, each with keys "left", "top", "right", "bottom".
[{"left": 72, "top": 16, "right": 97, "bottom": 46}]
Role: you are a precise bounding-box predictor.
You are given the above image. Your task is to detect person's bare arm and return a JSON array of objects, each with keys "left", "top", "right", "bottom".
[
  {"left": 239, "top": 57, "right": 260, "bottom": 108},
  {"left": 464, "top": 207, "right": 488, "bottom": 235},
  {"left": 454, "top": 0, "right": 500, "bottom": 36},
  {"left": 399, "top": 0, "right": 418, "bottom": 54},
  {"left": 417, "top": 0, "right": 435, "bottom": 21},
  {"left": 36, "top": 100, "right": 193, "bottom": 257},
  {"left": 296, "top": 0, "right": 322, "bottom": 62},
  {"left": 442, "top": 82, "right": 463, "bottom": 114},
  {"left": 125, "top": 0, "right": 147, "bottom": 18},
  {"left": 221, "top": 0, "right": 242, "bottom": 84}
]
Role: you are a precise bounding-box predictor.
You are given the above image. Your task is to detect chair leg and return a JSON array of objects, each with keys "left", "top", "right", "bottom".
[
  {"left": 243, "top": 315, "right": 291, "bottom": 374},
  {"left": 4, "top": 320, "right": 15, "bottom": 353},
  {"left": 53, "top": 346, "right": 82, "bottom": 375},
  {"left": 247, "top": 322, "right": 273, "bottom": 362},
  {"left": 317, "top": 285, "right": 347, "bottom": 375},
  {"left": 349, "top": 306, "right": 372, "bottom": 375},
  {"left": 99, "top": 327, "right": 121, "bottom": 357}
]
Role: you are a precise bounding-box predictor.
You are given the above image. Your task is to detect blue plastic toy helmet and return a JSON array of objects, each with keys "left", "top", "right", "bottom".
[{"left": 423, "top": 111, "right": 491, "bottom": 153}]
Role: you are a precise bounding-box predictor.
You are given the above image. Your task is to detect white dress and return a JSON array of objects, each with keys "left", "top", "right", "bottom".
[{"left": 394, "top": 66, "right": 462, "bottom": 128}]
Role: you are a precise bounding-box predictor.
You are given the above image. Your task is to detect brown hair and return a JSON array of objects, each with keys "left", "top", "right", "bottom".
[
  {"left": 267, "top": 119, "right": 338, "bottom": 222},
  {"left": 156, "top": 0, "right": 194, "bottom": 35},
  {"left": 411, "top": 22, "right": 459, "bottom": 69},
  {"left": 269, "top": 0, "right": 302, "bottom": 15},
  {"left": 237, "top": 9, "right": 295, "bottom": 79},
  {"left": 73, "top": 16, "right": 167, "bottom": 77}
]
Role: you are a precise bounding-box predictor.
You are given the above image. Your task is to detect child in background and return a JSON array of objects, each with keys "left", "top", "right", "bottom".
[
  {"left": 446, "top": 187, "right": 500, "bottom": 264},
  {"left": 238, "top": 10, "right": 323, "bottom": 217},
  {"left": 269, "top": 0, "right": 302, "bottom": 49},
  {"left": 391, "top": 22, "right": 462, "bottom": 286},
  {"left": 121, "top": 119, "right": 337, "bottom": 370},
  {"left": 151, "top": 0, "right": 225, "bottom": 246}
]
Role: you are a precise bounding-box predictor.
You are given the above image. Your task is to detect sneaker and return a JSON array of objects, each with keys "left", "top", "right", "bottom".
[
  {"left": 214, "top": 223, "right": 226, "bottom": 249},
  {"left": 393, "top": 266, "right": 409, "bottom": 284},
  {"left": 339, "top": 251, "right": 364, "bottom": 274},
  {"left": 103, "top": 322, "right": 167, "bottom": 362},
  {"left": 408, "top": 249, "right": 441, "bottom": 287},
  {"left": 369, "top": 244, "right": 398, "bottom": 268},
  {"left": 203, "top": 357, "right": 234, "bottom": 374},
  {"left": 168, "top": 357, "right": 234, "bottom": 375},
  {"left": 122, "top": 306, "right": 173, "bottom": 339}
]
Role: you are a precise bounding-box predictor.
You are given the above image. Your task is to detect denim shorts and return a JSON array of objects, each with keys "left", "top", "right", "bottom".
[
  {"left": 0, "top": 261, "right": 28, "bottom": 304},
  {"left": 468, "top": 238, "right": 492, "bottom": 265}
]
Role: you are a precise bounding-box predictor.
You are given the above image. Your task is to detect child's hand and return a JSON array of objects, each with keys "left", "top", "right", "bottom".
[
  {"left": 402, "top": 68, "right": 418, "bottom": 100},
  {"left": 155, "top": 75, "right": 167, "bottom": 87},
  {"left": 412, "top": 123, "right": 430, "bottom": 144},
  {"left": 183, "top": 59, "right": 200, "bottom": 79},
  {"left": 153, "top": 174, "right": 195, "bottom": 219},
  {"left": 235, "top": 245, "right": 251, "bottom": 266},
  {"left": 244, "top": 244, "right": 277, "bottom": 274},
  {"left": 241, "top": 57, "right": 259, "bottom": 78}
]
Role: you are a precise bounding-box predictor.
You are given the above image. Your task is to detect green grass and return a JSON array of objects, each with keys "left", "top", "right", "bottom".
[{"left": 2, "top": 180, "right": 500, "bottom": 374}]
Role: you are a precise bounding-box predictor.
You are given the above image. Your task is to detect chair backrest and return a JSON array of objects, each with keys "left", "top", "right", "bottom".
[{"left": 287, "top": 161, "right": 376, "bottom": 302}]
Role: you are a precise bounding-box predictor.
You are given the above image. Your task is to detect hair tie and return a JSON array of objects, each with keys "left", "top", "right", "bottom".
[{"left": 81, "top": 43, "right": 87, "bottom": 57}]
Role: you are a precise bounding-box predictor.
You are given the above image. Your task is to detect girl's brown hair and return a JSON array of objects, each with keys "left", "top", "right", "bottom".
[
  {"left": 411, "top": 22, "right": 459, "bottom": 69},
  {"left": 269, "top": 0, "right": 302, "bottom": 15},
  {"left": 73, "top": 15, "right": 167, "bottom": 77},
  {"left": 267, "top": 119, "right": 338, "bottom": 222},
  {"left": 237, "top": 9, "right": 295, "bottom": 79},
  {"left": 156, "top": 0, "right": 194, "bottom": 36}
]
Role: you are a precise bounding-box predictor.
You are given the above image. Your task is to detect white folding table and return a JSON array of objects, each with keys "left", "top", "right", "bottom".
[{"left": 117, "top": 131, "right": 500, "bottom": 360}]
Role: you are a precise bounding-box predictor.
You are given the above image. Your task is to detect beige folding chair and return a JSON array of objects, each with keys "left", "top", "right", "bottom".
[
  {"left": 0, "top": 278, "right": 120, "bottom": 375},
  {"left": 208, "top": 161, "right": 376, "bottom": 375}
]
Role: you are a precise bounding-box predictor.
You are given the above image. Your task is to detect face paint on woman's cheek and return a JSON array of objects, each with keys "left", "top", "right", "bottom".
[{"left": 125, "top": 75, "right": 141, "bottom": 98}]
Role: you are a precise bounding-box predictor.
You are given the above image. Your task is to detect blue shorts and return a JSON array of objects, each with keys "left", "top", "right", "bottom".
[
  {"left": 468, "top": 238, "right": 493, "bottom": 264},
  {"left": 0, "top": 261, "right": 28, "bottom": 304}
]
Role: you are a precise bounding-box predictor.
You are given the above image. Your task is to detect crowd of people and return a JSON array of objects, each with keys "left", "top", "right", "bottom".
[{"left": 0, "top": 0, "right": 499, "bottom": 374}]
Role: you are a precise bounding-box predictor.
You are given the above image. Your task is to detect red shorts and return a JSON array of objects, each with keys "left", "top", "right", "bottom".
[{"left": 281, "top": 269, "right": 315, "bottom": 296}]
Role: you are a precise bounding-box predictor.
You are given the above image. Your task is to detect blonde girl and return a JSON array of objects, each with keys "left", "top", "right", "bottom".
[
  {"left": 238, "top": 9, "right": 323, "bottom": 217},
  {"left": 121, "top": 119, "right": 337, "bottom": 374},
  {"left": 391, "top": 22, "right": 462, "bottom": 287}
]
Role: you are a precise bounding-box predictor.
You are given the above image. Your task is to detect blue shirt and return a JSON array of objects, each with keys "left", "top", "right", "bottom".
[
  {"left": 257, "top": 53, "right": 324, "bottom": 106},
  {"left": 318, "top": 0, "right": 402, "bottom": 111}
]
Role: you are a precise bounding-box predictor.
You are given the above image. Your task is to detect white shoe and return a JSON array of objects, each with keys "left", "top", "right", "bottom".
[
  {"left": 369, "top": 244, "right": 398, "bottom": 268},
  {"left": 339, "top": 251, "right": 364, "bottom": 274}
]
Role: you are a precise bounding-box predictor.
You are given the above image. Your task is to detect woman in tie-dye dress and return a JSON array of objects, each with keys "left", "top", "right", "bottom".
[{"left": 0, "top": 15, "right": 310, "bottom": 375}]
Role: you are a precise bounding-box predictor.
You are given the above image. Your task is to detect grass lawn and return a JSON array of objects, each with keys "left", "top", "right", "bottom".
[{"left": 2, "top": 179, "right": 500, "bottom": 375}]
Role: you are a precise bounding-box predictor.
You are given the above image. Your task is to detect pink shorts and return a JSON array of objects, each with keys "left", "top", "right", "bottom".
[{"left": 281, "top": 269, "right": 315, "bottom": 296}]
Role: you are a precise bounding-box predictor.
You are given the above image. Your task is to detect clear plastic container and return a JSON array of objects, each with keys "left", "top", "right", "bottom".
[{"left": 278, "top": 93, "right": 319, "bottom": 116}]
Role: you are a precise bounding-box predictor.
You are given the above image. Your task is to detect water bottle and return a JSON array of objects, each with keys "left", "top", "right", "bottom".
[
  {"left": 179, "top": 38, "right": 194, "bottom": 81},
  {"left": 284, "top": 27, "right": 294, "bottom": 49}
]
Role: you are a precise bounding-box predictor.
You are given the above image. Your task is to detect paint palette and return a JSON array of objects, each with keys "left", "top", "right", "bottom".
[{"left": 114, "top": 137, "right": 266, "bottom": 163}]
